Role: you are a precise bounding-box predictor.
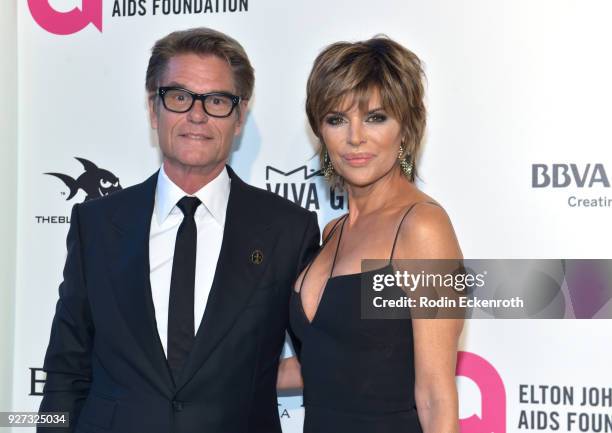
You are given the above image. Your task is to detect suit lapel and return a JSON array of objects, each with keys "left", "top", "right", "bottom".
[
  {"left": 176, "top": 167, "right": 275, "bottom": 391},
  {"left": 107, "top": 172, "right": 174, "bottom": 395}
]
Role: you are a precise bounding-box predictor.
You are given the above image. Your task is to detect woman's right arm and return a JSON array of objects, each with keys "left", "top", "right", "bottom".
[{"left": 277, "top": 356, "right": 303, "bottom": 390}]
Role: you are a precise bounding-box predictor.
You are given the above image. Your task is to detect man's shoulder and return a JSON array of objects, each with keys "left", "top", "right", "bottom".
[
  {"left": 239, "top": 180, "right": 313, "bottom": 221},
  {"left": 77, "top": 172, "right": 157, "bottom": 217},
  {"left": 228, "top": 165, "right": 311, "bottom": 219}
]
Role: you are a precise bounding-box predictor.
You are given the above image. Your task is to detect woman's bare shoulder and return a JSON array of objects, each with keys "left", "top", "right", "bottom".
[
  {"left": 322, "top": 215, "right": 346, "bottom": 242},
  {"left": 393, "top": 199, "right": 462, "bottom": 260}
]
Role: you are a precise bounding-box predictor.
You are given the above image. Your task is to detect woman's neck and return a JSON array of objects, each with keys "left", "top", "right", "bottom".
[{"left": 344, "top": 168, "right": 414, "bottom": 224}]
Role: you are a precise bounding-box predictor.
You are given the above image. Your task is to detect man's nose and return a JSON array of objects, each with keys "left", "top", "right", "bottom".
[{"left": 187, "top": 99, "right": 209, "bottom": 123}]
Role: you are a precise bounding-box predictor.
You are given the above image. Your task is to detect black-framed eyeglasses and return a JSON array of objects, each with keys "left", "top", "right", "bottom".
[{"left": 158, "top": 87, "right": 241, "bottom": 118}]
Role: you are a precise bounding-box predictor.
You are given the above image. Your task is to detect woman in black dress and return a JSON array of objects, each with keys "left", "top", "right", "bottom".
[{"left": 278, "top": 36, "right": 464, "bottom": 433}]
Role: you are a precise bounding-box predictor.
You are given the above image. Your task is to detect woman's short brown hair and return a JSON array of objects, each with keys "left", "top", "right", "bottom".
[
  {"left": 145, "top": 27, "right": 254, "bottom": 101},
  {"left": 306, "top": 36, "right": 426, "bottom": 182}
]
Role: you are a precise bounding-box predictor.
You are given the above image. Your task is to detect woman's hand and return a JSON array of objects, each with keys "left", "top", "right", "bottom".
[{"left": 277, "top": 356, "right": 304, "bottom": 390}]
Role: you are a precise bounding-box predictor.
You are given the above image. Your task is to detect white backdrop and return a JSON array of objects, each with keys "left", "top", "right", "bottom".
[
  {"left": 0, "top": 0, "right": 18, "bottom": 417},
  {"left": 9, "top": 0, "right": 612, "bottom": 432}
]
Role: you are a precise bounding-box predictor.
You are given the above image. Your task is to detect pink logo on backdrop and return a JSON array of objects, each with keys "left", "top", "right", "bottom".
[
  {"left": 28, "top": 0, "right": 102, "bottom": 35},
  {"left": 456, "top": 351, "right": 506, "bottom": 433}
]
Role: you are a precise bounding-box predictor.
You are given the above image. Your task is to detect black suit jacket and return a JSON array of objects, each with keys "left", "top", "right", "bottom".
[{"left": 39, "top": 166, "right": 320, "bottom": 433}]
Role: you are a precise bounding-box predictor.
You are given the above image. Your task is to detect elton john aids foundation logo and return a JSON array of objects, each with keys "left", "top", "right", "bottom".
[
  {"left": 28, "top": 0, "right": 103, "bottom": 35},
  {"left": 457, "top": 351, "right": 506, "bottom": 433}
]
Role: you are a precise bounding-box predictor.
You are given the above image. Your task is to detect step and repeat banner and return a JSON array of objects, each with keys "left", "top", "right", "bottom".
[{"left": 12, "top": 0, "right": 612, "bottom": 432}]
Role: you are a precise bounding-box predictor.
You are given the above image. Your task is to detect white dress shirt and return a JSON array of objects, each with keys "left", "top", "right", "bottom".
[{"left": 149, "top": 165, "right": 230, "bottom": 357}]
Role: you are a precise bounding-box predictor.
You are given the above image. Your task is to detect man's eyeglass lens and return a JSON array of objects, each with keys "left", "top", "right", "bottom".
[{"left": 161, "top": 88, "right": 237, "bottom": 117}]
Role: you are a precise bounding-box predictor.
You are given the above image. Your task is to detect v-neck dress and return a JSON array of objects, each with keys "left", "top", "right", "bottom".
[{"left": 289, "top": 204, "right": 435, "bottom": 433}]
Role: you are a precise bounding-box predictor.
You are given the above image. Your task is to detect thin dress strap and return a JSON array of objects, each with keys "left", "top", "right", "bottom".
[
  {"left": 328, "top": 216, "right": 348, "bottom": 278},
  {"left": 389, "top": 201, "right": 441, "bottom": 262},
  {"left": 298, "top": 214, "right": 349, "bottom": 293},
  {"left": 322, "top": 214, "right": 347, "bottom": 245}
]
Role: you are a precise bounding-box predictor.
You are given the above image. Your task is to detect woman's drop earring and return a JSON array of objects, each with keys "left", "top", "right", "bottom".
[
  {"left": 398, "top": 142, "right": 413, "bottom": 178},
  {"left": 323, "top": 150, "right": 335, "bottom": 179}
]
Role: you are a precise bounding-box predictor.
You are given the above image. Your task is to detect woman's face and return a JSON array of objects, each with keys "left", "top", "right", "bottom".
[{"left": 320, "top": 88, "right": 404, "bottom": 188}]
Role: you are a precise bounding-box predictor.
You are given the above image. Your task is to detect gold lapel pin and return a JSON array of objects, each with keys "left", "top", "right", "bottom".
[{"left": 250, "top": 250, "right": 264, "bottom": 265}]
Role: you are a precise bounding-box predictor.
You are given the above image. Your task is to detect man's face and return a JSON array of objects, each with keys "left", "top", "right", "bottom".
[{"left": 149, "top": 53, "right": 246, "bottom": 176}]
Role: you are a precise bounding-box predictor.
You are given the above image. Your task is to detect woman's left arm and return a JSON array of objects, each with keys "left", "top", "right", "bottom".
[
  {"left": 413, "top": 317, "right": 463, "bottom": 433},
  {"left": 395, "top": 203, "right": 464, "bottom": 433}
]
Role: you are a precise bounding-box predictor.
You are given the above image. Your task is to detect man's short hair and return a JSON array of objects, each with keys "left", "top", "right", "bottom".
[{"left": 146, "top": 27, "right": 254, "bottom": 101}]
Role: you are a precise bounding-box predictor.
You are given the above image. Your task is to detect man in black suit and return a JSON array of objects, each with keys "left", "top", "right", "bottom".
[{"left": 39, "top": 27, "right": 319, "bottom": 433}]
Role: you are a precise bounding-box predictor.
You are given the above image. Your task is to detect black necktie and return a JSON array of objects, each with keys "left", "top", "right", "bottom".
[{"left": 167, "top": 196, "right": 201, "bottom": 381}]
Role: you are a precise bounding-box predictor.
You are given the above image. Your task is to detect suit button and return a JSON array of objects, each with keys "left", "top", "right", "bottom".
[{"left": 172, "top": 400, "right": 184, "bottom": 412}]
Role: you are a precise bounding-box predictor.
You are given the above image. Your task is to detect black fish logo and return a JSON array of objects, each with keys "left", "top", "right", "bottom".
[{"left": 46, "top": 157, "right": 122, "bottom": 202}]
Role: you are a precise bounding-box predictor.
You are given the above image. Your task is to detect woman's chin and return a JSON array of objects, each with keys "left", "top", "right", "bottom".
[
  {"left": 340, "top": 167, "right": 398, "bottom": 189},
  {"left": 342, "top": 174, "right": 378, "bottom": 189}
]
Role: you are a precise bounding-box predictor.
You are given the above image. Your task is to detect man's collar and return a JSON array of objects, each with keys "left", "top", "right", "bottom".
[{"left": 154, "top": 165, "right": 230, "bottom": 225}]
